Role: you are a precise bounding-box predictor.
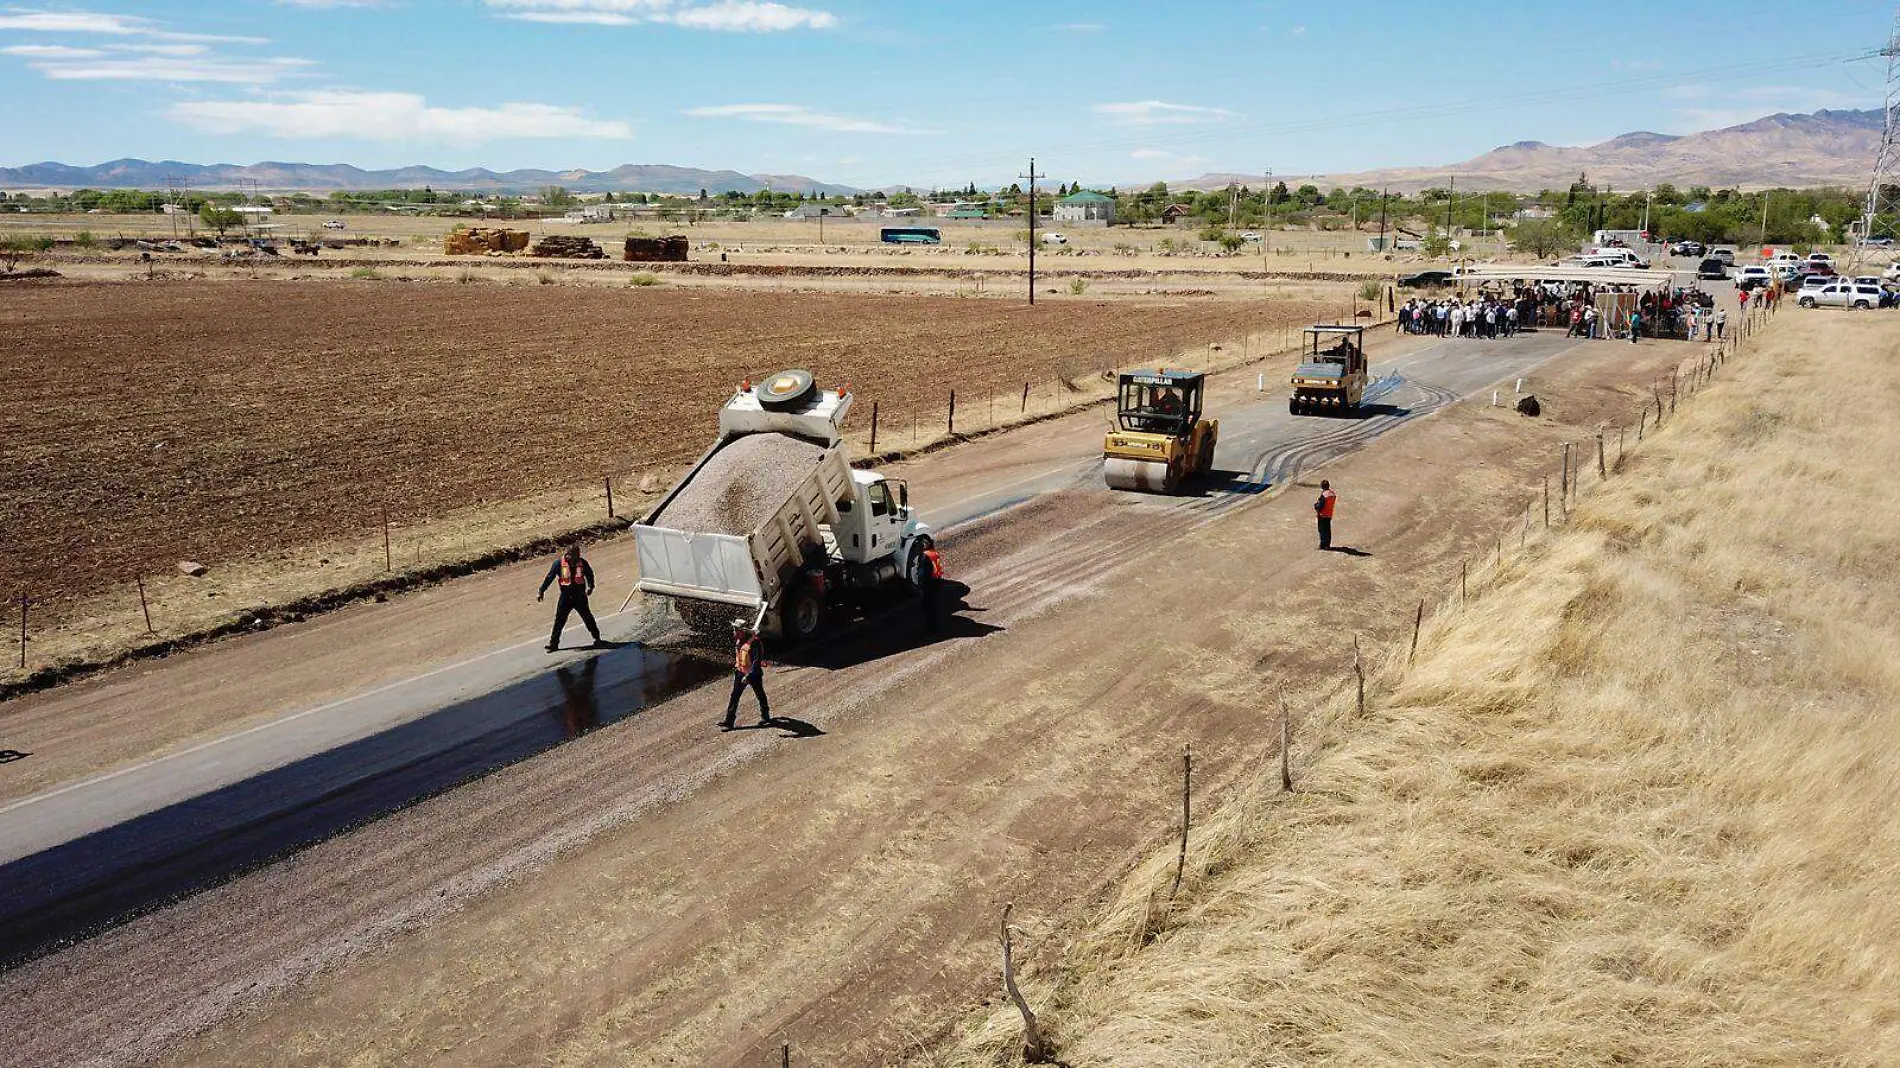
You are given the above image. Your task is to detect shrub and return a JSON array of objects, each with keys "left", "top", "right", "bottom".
[
  {"left": 1198, "top": 224, "right": 1225, "bottom": 243},
  {"left": 1218, "top": 234, "right": 1245, "bottom": 253},
  {"left": 537, "top": 269, "right": 559, "bottom": 285},
  {"left": 349, "top": 266, "right": 382, "bottom": 280},
  {"left": 1158, "top": 237, "right": 1178, "bottom": 254},
  {"left": 1357, "top": 279, "right": 1383, "bottom": 302},
  {"left": 1069, "top": 277, "right": 1089, "bottom": 295},
  {"left": 74, "top": 230, "right": 97, "bottom": 249},
  {"left": 628, "top": 271, "right": 661, "bottom": 287},
  {"left": 456, "top": 269, "right": 479, "bottom": 284}
]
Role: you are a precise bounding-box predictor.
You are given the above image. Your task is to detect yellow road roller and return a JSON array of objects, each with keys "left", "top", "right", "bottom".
[
  {"left": 1103, "top": 369, "right": 1218, "bottom": 493},
  {"left": 1288, "top": 325, "right": 1368, "bottom": 416}
]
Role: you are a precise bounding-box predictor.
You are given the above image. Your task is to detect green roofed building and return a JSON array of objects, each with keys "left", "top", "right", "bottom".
[{"left": 1053, "top": 190, "right": 1116, "bottom": 225}]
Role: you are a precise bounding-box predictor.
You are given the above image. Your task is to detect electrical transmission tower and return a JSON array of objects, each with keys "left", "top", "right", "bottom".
[{"left": 1856, "top": 6, "right": 1900, "bottom": 269}]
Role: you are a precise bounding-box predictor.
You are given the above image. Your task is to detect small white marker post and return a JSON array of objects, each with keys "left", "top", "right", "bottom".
[
  {"left": 1492, "top": 389, "right": 1499, "bottom": 407},
  {"left": 1257, "top": 373, "right": 1265, "bottom": 392},
  {"left": 1515, "top": 377, "right": 1524, "bottom": 393}
]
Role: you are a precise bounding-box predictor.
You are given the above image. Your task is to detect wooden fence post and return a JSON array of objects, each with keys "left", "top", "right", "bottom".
[
  {"left": 1409, "top": 599, "right": 1424, "bottom": 665},
  {"left": 136, "top": 575, "right": 154, "bottom": 634},
  {"left": 781, "top": 1041, "right": 790, "bottom": 1068},
  {"left": 948, "top": 389, "right": 956, "bottom": 436},
  {"left": 1353, "top": 637, "right": 1365, "bottom": 717},
  {"left": 16, "top": 590, "right": 26, "bottom": 670},
  {"left": 1021, "top": 381, "right": 1030, "bottom": 413},
  {"left": 1560, "top": 443, "right": 1571, "bottom": 504},
  {"left": 869, "top": 400, "right": 879, "bottom": 454},
  {"left": 1172, "top": 742, "right": 1191, "bottom": 896},
  {"left": 605, "top": 475, "right": 615, "bottom": 519},
  {"left": 1461, "top": 558, "right": 1468, "bottom": 604},
  {"left": 381, "top": 502, "right": 393, "bottom": 572},
  {"left": 1596, "top": 431, "right": 1607, "bottom": 480},
  {"left": 1543, "top": 474, "right": 1550, "bottom": 528},
  {"left": 1279, "top": 694, "right": 1293, "bottom": 792},
  {"left": 1001, "top": 904, "right": 1051, "bottom": 1063},
  {"left": 1618, "top": 426, "right": 1625, "bottom": 467}
]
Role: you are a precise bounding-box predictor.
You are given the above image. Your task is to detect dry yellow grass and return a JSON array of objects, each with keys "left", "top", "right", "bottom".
[{"left": 941, "top": 309, "right": 1900, "bottom": 1066}]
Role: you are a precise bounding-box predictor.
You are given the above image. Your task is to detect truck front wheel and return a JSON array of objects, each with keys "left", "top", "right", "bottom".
[{"left": 905, "top": 538, "right": 936, "bottom": 591}]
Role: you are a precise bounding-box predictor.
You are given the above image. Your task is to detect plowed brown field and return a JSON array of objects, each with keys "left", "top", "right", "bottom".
[{"left": 1, "top": 280, "right": 1328, "bottom": 614}]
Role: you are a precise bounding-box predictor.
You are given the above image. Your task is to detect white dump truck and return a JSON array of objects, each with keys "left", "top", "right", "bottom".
[{"left": 633, "top": 369, "right": 935, "bottom": 640}]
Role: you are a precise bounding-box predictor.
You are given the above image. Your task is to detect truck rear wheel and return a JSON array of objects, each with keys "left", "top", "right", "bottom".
[
  {"left": 905, "top": 537, "right": 935, "bottom": 591},
  {"left": 782, "top": 586, "right": 824, "bottom": 641}
]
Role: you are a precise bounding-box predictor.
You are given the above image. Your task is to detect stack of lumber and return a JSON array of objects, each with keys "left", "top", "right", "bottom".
[
  {"left": 531, "top": 235, "right": 607, "bottom": 259},
  {"left": 444, "top": 228, "right": 530, "bottom": 255},
  {"left": 624, "top": 236, "right": 689, "bottom": 263}
]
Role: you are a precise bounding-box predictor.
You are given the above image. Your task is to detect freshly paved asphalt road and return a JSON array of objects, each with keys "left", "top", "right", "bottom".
[{"left": 0, "top": 328, "right": 1602, "bottom": 965}]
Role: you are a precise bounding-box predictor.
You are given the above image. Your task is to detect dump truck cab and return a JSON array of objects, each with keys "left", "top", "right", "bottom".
[
  {"left": 1289, "top": 325, "right": 1369, "bottom": 417},
  {"left": 1103, "top": 369, "right": 1219, "bottom": 493}
]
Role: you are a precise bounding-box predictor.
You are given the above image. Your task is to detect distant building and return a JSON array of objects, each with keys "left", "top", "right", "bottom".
[
  {"left": 1161, "top": 203, "right": 1195, "bottom": 223},
  {"left": 1053, "top": 190, "right": 1116, "bottom": 225},
  {"left": 784, "top": 204, "right": 844, "bottom": 219}
]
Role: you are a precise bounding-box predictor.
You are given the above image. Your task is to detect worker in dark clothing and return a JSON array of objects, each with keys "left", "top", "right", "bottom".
[
  {"left": 722, "top": 620, "right": 770, "bottom": 730},
  {"left": 538, "top": 543, "right": 602, "bottom": 652},
  {"left": 919, "top": 545, "right": 946, "bottom": 632},
  {"left": 1314, "top": 480, "right": 1337, "bottom": 550}
]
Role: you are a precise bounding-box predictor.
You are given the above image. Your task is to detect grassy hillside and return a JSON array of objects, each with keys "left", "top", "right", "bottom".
[{"left": 943, "top": 310, "right": 1900, "bottom": 1066}]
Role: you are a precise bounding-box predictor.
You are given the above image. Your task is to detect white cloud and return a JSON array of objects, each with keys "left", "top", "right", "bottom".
[
  {"left": 168, "top": 90, "right": 634, "bottom": 142},
  {"left": 30, "top": 54, "right": 314, "bottom": 82},
  {"left": 485, "top": 0, "right": 836, "bottom": 31},
  {"left": 1053, "top": 22, "right": 1103, "bottom": 32},
  {"left": 1128, "top": 148, "right": 1208, "bottom": 169},
  {"left": 0, "top": 9, "right": 266, "bottom": 43},
  {"left": 686, "top": 103, "right": 932, "bottom": 134},
  {"left": 1095, "top": 100, "right": 1236, "bottom": 126},
  {"left": 0, "top": 43, "right": 105, "bottom": 57},
  {"left": 0, "top": 9, "right": 298, "bottom": 82},
  {"left": 1129, "top": 148, "right": 1168, "bottom": 160}
]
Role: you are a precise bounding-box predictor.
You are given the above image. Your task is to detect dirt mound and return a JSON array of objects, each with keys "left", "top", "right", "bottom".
[{"left": 650, "top": 433, "right": 826, "bottom": 535}]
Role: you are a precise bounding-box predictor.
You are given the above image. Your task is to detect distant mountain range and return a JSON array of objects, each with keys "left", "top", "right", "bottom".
[
  {"left": 1176, "top": 108, "right": 1883, "bottom": 194},
  {"left": 0, "top": 159, "right": 860, "bottom": 196},
  {"left": 1, "top": 108, "right": 1881, "bottom": 198}
]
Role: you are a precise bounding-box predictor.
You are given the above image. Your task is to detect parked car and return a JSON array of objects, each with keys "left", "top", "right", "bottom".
[
  {"left": 1799, "top": 281, "right": 1885, "bottom": 309},
  {"left": 1767, "top": 251, "right": 1802, "bottom": 266},
  {"left": 1734, "top": 265, "right": 1775, "bottom": 290},
  {"left": 322, "top": 220, "right": 346, "bottom": 230},
  {"left": 1398, "top": 269, "right": 1456, "bottom": 288},
  {"left": 1696, "top": 257, "right": 1729, "bottom": 280},
  {"left": 1798, "top": 274, "right": 1831, "bottom": 296},
  {"left": 1238, "top": 231, "right": 1262, "bottom": 242},
  {"left": 1857, "top": 235, "right": 1894, "bottom": 247},
  {"left": 1669, "top": 240, "right": 1705, "bottom": 257},
  {"left": 1040, "top": 231, "right": 1067, "bottom": 245},
  {"left": 1806, "top": 251, "right": 1834, "bottom": 266},
  {"left": 1710, "top": 245, "right": 1737, "bottom": 264}
]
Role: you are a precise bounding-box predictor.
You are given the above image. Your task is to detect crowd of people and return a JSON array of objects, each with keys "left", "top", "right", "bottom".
[{"left": 1398, "top": 278, "right": 1740, "bottom": 343}]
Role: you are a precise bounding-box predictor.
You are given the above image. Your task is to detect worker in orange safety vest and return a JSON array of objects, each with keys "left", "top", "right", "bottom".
[
  {"left": 1314, "top": 480, "right": 1338, "bottom": 551},
  {"left": 918, "top": 545, "right": 946, "bottom": 632},
  {"left": 721, "top": 620, "right": 770, "bottom": 731},
  {"left": 538, "top": 543, "right": 602, "bottom": 652}
]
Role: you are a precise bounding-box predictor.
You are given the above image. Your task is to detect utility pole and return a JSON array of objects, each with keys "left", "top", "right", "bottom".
[
  {"left": 1228, "top": 181, "right": 1238, "bottom": 229},
  {"left": 1445, "top": 175, "right": 1455, "bottom": 243},
  {"left": 1020, "top": 156, "right": 1044, "bottom": 305},
  {"left": 1377, "top": 187, "right": 1389, "bottom": 252},
  {"left": 1760, "top": 190, "right": 1771, "bottom": 247}
]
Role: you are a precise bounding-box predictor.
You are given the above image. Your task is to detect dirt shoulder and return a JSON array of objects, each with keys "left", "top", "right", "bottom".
[
  {"left": 941, "top": 309, "right": 1900, "bottom": 1065},
  {"left": 0, "top": 325, "right": 1699, "bottom": 1067}
]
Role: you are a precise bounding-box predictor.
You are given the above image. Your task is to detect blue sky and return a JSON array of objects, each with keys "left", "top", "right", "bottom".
[{"left": 0, "top": 0, "right": 1890, "bottom": 188}]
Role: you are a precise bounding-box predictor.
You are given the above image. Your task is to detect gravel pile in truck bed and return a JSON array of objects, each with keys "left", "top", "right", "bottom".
[{"left": 650, "top": 432, "right": 828, "bottom": 536}]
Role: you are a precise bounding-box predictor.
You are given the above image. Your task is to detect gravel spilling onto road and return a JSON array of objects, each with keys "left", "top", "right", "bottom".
[{"left": 650, "top": 433, "right": 827, "bottom": 536}]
